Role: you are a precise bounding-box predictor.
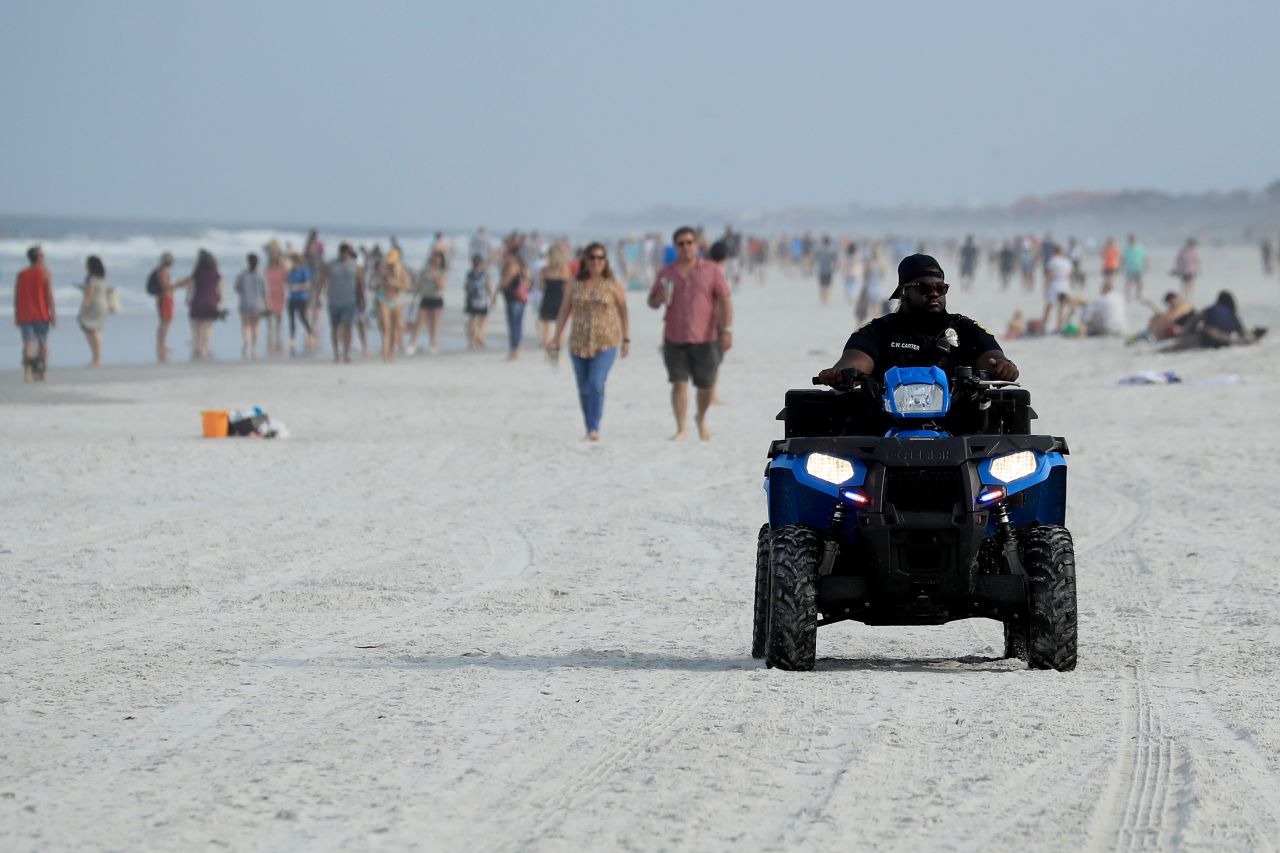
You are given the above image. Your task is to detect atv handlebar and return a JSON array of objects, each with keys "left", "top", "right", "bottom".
[{"left": 813, "top": 367, "right": 871, "bottom": 391}]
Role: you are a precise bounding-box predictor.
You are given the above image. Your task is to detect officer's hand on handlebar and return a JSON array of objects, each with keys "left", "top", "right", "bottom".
[
  {"left": 815, "top": 368, "right": 844, "bottom": 386},
  {"left": 989, "top": 359, "right": 1020, "bottom": 381},
  {"left": 815, "top": 367, "right": 864, "bottom": 389}
]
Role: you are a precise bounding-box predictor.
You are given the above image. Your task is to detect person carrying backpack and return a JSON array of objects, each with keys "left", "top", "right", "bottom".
[{"left": 146, "top": 252, "right": 184, "bottom": 363}]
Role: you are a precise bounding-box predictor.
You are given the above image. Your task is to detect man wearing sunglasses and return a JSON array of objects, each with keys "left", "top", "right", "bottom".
[
  {"left": 648, "top": 225, "right": 734, "bottom": 440},
  {"left": 817, "top": 253, "right": 1018, "bottom": 386}
]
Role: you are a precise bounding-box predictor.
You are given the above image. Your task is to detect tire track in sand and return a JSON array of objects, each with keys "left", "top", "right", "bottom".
[
  {"left": 473, "top": 479, "right": 752, "bottom": 853},
  {"left": 477, "top": 664, "right": 731, "bottom": 853},
  {"left": 1076, "top": 476, "right": 1194, "bottom": 852},
  {"left": 1083, "top": 476, "right": 1280, "bottom": 849}
]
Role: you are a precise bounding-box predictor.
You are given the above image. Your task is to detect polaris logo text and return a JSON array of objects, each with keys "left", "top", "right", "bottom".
[{"left": 885, "top": 448, "right": 957, "bottom": 464}]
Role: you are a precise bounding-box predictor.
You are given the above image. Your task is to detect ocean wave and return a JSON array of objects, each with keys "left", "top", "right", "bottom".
[{"left": 0, "top": 228, "right": 453, "bottom": 268}]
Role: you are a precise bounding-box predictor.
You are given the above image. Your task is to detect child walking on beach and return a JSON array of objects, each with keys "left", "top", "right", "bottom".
[{"left": 464, "top": 254, "right": 493, "bottom": 350}]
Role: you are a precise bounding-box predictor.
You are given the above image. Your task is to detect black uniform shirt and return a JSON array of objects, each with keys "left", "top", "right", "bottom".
[{"left": 843, "top": 311, "right": 1001, "bottom": 381}]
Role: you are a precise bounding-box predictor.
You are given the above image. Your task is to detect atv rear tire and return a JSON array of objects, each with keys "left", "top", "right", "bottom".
[
  {"left": 751, "top": 524, "right": 770, "bottom": 659},
  {"left": 766, "top": 525, "right": 820, "bottom": 671},
  {"left": 1022, "top": 525, "right": 1077, "bottom": 671}
]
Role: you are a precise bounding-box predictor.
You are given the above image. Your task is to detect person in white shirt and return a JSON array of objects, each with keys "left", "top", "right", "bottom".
[
  {"left": 1042, "top": 245, "right": 1075, "bottom": 333},
  {"left": 1084, "top": 280, "right": 1127, "bottom": 336}
]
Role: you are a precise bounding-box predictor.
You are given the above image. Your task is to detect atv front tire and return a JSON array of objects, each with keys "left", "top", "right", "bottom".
[
  {"left": 1022, "top": 525, "right": 1077, "bottom": 671},
  {"left": 766, "top": 525, "right": 820, "bottom": 671},
  {"left": 751, "top": 524, "right": 770, "bottom": 659}
]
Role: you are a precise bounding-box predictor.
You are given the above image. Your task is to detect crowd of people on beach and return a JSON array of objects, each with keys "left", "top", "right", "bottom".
[
  {"left": 13, "top": 226, "right": 739, "bottom": 441},
  {"left": 13, "top": 224, "right": 1269, "bottom": 435}
]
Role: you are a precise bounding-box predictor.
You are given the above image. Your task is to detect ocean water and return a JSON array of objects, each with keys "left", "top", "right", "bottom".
[{"left": 0, "top": 216, "right": 478, "bottom": 367}]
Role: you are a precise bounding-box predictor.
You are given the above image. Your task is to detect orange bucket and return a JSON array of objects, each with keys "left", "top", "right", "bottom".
[{"left": 201, "top": 410, "right": 229, "bottom": 438}]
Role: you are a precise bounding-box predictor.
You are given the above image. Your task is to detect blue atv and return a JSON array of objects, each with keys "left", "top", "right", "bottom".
[{"left": 754, "top": 365, "right": 1076, "bottom": 671}]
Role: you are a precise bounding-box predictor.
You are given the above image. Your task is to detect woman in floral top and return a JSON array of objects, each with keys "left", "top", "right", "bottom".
[{"left": 547, "top": 242, "right": 630, "bottom": 441}]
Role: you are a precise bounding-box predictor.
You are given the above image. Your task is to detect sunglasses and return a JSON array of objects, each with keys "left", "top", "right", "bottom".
[
  {"left": 676, "top": 239, "right": 695, "bottom": 246},
  {"left": 587, "top": 254, "right": 606, "bottom": 261},
  {"left": 905, "top": 281, "right": 949, "bottom": 296}
]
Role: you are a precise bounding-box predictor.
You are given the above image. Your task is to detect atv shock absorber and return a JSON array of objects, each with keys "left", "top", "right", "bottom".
[
  {"left": 816, "top": 503, "right": 847, "bottom": 576},
  {"left": 992, "top": 501, "right": 1025, "bottom": 576}
]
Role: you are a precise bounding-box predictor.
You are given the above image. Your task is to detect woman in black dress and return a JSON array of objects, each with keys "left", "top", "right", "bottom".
[{"left": 537, "top": 244, "right": 569, "bottom": 348}]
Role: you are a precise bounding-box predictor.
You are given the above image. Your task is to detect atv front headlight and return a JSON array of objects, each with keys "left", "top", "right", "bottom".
[
  {"left": 805, "top": 452, "right": 854, "bottom": 485},
  {"left": 988, "top": 451, "right": 1038, "bottom": 483},
  {"left": 891, "top": 383, "right": 947, "bottom": 416}
]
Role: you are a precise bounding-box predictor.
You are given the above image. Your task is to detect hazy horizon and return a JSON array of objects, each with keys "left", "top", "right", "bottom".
[{"left": 4, "top": 0, "right": 1277, "bottom": 230}]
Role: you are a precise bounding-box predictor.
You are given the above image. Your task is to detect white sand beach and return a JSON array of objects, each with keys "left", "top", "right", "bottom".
[{"left": 2, "top": 246, "right": 1279, "bottom": 850}]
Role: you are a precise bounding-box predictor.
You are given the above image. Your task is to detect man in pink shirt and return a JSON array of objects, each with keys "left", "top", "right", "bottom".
[{"left": 648, "top": 226, "right": 734, "bottom": 440}]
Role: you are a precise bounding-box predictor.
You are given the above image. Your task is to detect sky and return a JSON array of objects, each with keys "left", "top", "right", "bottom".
[{"left": 2, "top": 0, "right": 1277, "bottom": 231}]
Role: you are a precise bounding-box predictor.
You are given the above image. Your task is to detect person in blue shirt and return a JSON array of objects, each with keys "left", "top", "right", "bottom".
[{"left": 286, "top": 254, "right": 313, "bottom": 354}]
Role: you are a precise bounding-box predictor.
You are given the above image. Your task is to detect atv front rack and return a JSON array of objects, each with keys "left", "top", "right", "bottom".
[{"left": 768, "top": 434, "right": 1069, "bottom": 464}]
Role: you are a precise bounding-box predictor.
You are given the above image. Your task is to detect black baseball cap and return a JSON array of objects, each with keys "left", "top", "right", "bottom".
[{"left": 891, "top": 253, "right": 945, "bottom": 299}]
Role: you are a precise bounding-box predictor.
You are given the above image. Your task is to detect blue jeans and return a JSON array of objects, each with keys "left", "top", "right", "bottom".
[
  {"left": 504, "top": 297, "right": 526, "bottom": 351},
  {"left": 570, "top": 347, "right": 618, "bottom": 434}
]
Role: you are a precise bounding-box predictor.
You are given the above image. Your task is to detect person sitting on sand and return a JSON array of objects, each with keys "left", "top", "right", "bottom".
[
  {"left": 1082, "top": 280, "right": 1127, "bottom": 337},
  {"left": 1128, "top": 292, "right": 1195, "bottom": 344},
  {"left": 1005, "top": 310, "right": 1025, "bottom": 341},
  {"left": 1158, "top": 290, "right": 1264, "bottom": 352}
]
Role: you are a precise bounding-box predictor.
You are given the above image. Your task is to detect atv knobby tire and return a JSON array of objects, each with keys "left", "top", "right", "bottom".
[
  {"left": 766, "top": 525, "right": 820, "bottom": 671},
  {"left": 1021, "top": 525, "right": 1078, "bottom": 671},
  {"left": 752, "top": 524, "right": 770, "bottom": 659}
]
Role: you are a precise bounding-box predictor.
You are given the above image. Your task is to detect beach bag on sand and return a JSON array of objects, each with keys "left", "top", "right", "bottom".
[{"left": 227, "top": 406, "right": 269, "bottom": 436}]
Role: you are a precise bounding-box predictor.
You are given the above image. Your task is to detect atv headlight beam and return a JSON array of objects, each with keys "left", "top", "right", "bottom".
[
  {"left": 805, "top": 452, "right": 855, "bottom": 485},
  {"left": 988, "top": 451, "right": 1038, "bottom": 483}
]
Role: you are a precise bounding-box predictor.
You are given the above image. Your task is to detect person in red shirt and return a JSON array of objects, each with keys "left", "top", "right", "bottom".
[
  {"left": 14, "top": 245, "right": 56, "bottom": 382},
  {"left": 647, "top": 226, "right": 734, "bottom": 441}
]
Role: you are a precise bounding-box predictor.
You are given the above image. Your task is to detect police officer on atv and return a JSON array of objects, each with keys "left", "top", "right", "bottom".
[{"left": 817, "top": 253, "right": 1019, "bottom": 387}]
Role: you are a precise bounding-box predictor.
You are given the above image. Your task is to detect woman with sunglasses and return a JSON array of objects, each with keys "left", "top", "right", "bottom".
[{"left": 547, "top": 243, "right": 630, "bottom": 441}]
